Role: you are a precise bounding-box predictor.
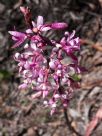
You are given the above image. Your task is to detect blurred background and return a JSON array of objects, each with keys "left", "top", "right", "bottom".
[{"left": 0, "top": 0, "right": 102, "bottom": 135}]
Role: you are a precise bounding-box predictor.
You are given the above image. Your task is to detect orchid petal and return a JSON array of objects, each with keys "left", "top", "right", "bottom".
[
  {"left": 26, "top": 29, "right": 33, "bottom": 34},
  {"left": 37, "top": 16, "right": 43, "bottom": 26},
  {"left": 18, "top": 83, "right": 27, "bottom": 89},
  {"left": 32, "top": 21, "right": 36, "bottom": 27},
  {"left": 11, "top": 40, "right": 24, "bottom": 48},
  {"left": 41, "top": 26, "right": 51, "bottom": 31},
  {"left": 8, "top": 31, "right": 26, "bottom": 38},
  {"left": 51, "top": 22, "right": 68, "bottom": 29},
  {"left": 69, "top": 30, "right": 75, "bottom": 39},
  {"left": 20, "top": 6, "right": 26, "bottom": 15},
  {"left": 12, "top": 36, "right": 18, "bottom": 41}
]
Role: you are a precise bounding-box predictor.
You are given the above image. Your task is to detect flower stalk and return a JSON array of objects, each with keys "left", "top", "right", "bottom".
[{"left": 63, "top": 108, "right": 82, "bottom": 136}]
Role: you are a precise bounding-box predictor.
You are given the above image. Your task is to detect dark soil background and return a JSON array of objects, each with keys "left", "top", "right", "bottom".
[{"left": 0, "top": 0, "right": 102, "bottom": 136}]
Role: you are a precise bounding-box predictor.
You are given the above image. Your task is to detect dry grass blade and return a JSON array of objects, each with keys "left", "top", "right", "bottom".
[
  {"left": 85, "top": 107, "right": 102, "bottom": 136},
  {"left": 80, "top": 39, "right": 102, "bottom": 52}
]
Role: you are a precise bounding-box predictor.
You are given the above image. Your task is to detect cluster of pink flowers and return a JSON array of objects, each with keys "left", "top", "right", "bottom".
[{"left": 9, "top": 7, "right": 84, "bottom": 115}]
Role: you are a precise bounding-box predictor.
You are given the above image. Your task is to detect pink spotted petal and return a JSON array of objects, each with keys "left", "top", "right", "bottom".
[
  {"left": 43, "top": 90, "right": 48, "bottom": 98},
  {"left": 50, "top": 108, "right": 56, "bottom": 115},
  {"left": 11, "top": 40, "right": 25, "bottom": 48},
  {"left": 51, "top": 22, "right": 68, "bottom": 29},
  {"left": 26, "top": 29, "right": 33, "bottom": 34},
  {"left": 37, "top": 16, "right": 43, "bottom": 26},
  {"left": 12, "top": 36, "right": 18, "bottom": 41},
  {"left": 18, "top": 83, "right": 27, "bottom": 89},
  {"left": 49, "top": 61, "right": 56, "bottom": 69},
  {"left": 60, "top": 37, "right": 66, "bottom": 45},
  {"left": 32, "top": 21, "right": 36, "bottom": 27},
  {"left": 14, "top": 52, "right": 21, "bottom": 61},
  {"left": 8, "top": 31, "right": 26, "bottom": 38},
  {"left": 20, "top": 6, "right": 26, "bottom": 15},
  {"left": 31, "top": 35, "right": 42, "bottom": 42},
  {"left": 69, "top": 30, "right": 75, "bottom": 39},
  {"left": 41, "top": 26, "right": 51, "bottom": 31}
]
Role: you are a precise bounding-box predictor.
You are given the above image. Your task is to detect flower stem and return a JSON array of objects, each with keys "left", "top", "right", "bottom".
[{"left": 63, "top": 108, "right": 82, "bottom": 136}]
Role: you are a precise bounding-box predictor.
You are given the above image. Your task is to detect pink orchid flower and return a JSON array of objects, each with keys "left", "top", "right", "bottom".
[
  {"left": 27, "top": 16, "right": 68, "bottom": 34},
  {"left": 9, "top": 6, "right": 85, "bottom": 115},
  {"left": 8, "top": 31, "right": 27, "bottom": 48},
  {"left": 60, "top": 31, "right": 80, "bottom": 52}
]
